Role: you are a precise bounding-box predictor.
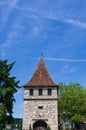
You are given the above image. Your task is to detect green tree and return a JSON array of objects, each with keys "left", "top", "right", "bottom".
[
  {"left": 47, "top": 125, "right": 51, "bottom": 130},
  {"left": 58, "top": 82, "right": 86, "bottom": 127},
  {"left": 0, "top": 60, "right": 20, "bottom": 127}
]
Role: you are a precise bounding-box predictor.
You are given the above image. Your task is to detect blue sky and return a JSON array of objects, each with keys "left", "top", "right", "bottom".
[{"left": 0, "top": 0, "right": 86, "bottom": 118}]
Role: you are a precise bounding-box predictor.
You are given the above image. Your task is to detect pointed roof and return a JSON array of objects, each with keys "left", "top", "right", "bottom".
[{"left": 24, "top": 58, "right": 57, "bottom": 87}]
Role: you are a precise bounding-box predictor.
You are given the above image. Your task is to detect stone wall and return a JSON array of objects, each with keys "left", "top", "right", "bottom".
[
  {"left": 23, "top": 87, "right": 58, "bottom": 130},
  {"left": 24, "top": 87, "right": 58, "bottom": 99}
]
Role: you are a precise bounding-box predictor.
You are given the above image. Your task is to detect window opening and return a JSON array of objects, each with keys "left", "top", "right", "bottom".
[
  {"left": 48, "top": 89, "right": 52, "bottom": 95},
  {"left": 39, "top": 89, "right": 42, "bottom": 96},
  {"left": 38, "top": 106, "right": 43, "bottom": 109},
  {"left": 30, "top": 89, "right": 33, "bottom": 95}
]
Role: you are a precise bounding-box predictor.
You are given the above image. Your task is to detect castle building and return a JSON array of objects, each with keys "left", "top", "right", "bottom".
[{"left": 23, "top": 58, "right": 59, "bottom": 130}]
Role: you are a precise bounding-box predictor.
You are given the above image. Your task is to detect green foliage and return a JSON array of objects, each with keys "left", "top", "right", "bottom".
[
  {"left": 0, "top": 105, "right": 6, "bottom": 121},
  {"left": 0, "top": 60, "right": 20, "bottom": 125},
  {"left": 11, "top": 118, "right": 22, "bottom": 130},
  {"left": 58, "top": 82, "right": 86, "bottom": 124},
  {"left": 47, "top": 125, "right": 51, "bottom": 130},
  {"left": 29, "top": 124, "right": 32, "bottom": 130}
]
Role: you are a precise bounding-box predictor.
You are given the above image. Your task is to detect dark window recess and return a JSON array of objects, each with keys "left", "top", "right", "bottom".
[
  {"left": 39, "top": 89, "right": 42, "bottom": 96},
  {"left": 38, "top": 106, "right": 43, "bottom": 109},
  {"left": 48, "top": 89, "right": 52, "bottom": 95},
  {"left": 30, "top": 89, "right": 33, "bottom": 95}
]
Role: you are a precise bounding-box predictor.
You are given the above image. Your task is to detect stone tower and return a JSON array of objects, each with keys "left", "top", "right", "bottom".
[{"left": 23, "top": 58, "right": 59, "bottom": 130}]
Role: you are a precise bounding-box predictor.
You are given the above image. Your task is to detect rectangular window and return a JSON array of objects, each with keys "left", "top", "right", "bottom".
[
  {"left": 39, "top": 89, "right": 42, "bottom": 96},
  {"left": 30, "top": 89, "right": 33, "bottom": 96},
  {"left": 48, "top": 89, "right": 52, "bottom": 95},
  {"left": 38, "top": 106, "right": 43, "bottom": 109}
]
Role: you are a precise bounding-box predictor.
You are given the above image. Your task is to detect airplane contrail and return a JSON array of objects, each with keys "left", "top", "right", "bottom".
[
  {"left": 44, "top": 57, "right": 86, "bottom": 62},
  {"left": 32, "top": 57, "right": 86, "bottom": 62}
]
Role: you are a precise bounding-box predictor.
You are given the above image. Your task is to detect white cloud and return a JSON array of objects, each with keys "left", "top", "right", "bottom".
[
  {"left": 0, "top": 0, "right": 18, "bottom": 32},
  {"left": 62, "top": 65, "right": 77, "bottom": 73},
  {"left": 0, "top": 0, "right": 18, "bottom": 7},
  {"left": 33, "top": 27, "right": 40, "bottom": 35},
  {"left": 63, "top": 18, "right": 86, "bottom": 29},
  {"left": 10, "top": 0, "right": 18, "bottom": 8},
  {"left": 15, "top": 5, "right": 36, "bottom": 12},
  {"left": 46, "top": 13, "right": 86, "bottom": 29},
  {"left": 1, "top": 31, "right": 22, "bottom": 57},
  {"left": 30, "top": 15, "right": 38, "bottom": 19}
]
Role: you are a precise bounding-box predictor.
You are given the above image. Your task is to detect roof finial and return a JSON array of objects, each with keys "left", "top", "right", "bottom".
[{"left": 41, "top": 49, "right": 44, "bottom": 57}]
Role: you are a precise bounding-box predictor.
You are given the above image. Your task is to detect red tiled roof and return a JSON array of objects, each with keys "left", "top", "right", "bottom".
[{"left": 24, "top": 58, "right": 57, "bottom": 87}]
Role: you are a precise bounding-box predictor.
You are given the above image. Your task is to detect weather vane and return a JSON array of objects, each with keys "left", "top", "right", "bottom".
[{"left": 41, "top": 49, "right": 44, "bottom": 57}]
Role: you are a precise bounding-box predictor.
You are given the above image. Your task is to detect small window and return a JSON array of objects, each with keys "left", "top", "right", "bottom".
[
  {"left": 30, "top": 89, "right": 33, "bottom": 95},
  {"left": 39, "top": 89, "right": 42, "bottom": 96},
  {"left": 48, "top": 89, "right": 52, "bottom": 95},
  {"left": 38, "top": 106, "right": 43, "bottom": 109}
]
